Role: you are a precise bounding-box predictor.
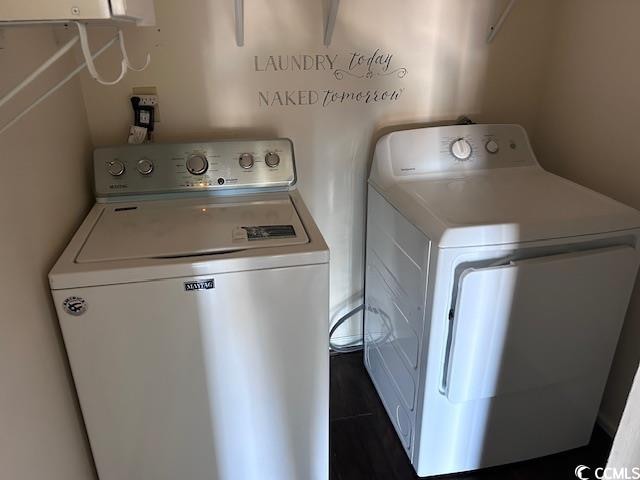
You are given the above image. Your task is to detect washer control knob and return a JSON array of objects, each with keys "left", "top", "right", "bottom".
[
  {"left": 186, "top": 154, "right": 208, "bottom": 175},
  {"left": 239, "top": 153, "right": 254, "bottom": 169},
  {"left": 485, "top": 139, "right": 499, "bottom": 154},
  {"left": 136, "top": 158, "right": 154, "bottom": 175},
  {"left": 265, "top": 152, "right": 280, "bottom": 168},
  {"left": 451, "top": 138, "right": 472, "bottom": 160},
  {"left": 107, "top": 159, "right": 125, "bottom": 177}
]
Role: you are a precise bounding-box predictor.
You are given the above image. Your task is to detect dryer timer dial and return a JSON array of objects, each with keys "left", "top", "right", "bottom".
[{"left": 451, "top": 138, "right": 472, "bottom": 161}]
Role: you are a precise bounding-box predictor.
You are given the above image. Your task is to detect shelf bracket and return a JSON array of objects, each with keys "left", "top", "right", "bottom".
[
  {"left": 235, "top": 0, "right": 244, "bottom": 46},
  {"left": 323, "top": 0, "right": 340, "bottom": 46},
  {"left": 487, "top": 0, "right": 518, "bottom": 43}
]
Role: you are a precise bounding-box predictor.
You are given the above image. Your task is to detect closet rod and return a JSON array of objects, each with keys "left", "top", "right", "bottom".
[
  {"left": 0, "top": 35, "right": 79, "bottom": 110},
  {"left": 235, "top": 0, "right": 244, "bottom": 46},
  {"left": 0, "top": 34, "right": 119, "bottom": 136},
  {"left": 487, "top": 0, "right": 518, "bottom": 43},
  {"left": 324, "top": 0, "right": 340, "bottom": 46}
]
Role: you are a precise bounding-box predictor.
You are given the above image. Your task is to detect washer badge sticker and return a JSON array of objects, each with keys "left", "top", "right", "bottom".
[{"left": 63, "top": 296, "right": 88, "bottom": 316}]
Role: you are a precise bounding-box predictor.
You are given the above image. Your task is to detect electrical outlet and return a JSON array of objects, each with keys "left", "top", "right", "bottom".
[
  {"left": 135, "top": 95, "right": 158, "bottom": 106},
  {"left": 131, "top": 86, "right": 160, "bottom": 122}
]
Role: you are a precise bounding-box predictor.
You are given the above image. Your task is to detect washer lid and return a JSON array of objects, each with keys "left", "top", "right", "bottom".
[
  {"left": 373, "top": 167, "right": 640, "bottom": 248},
  {"left": 76, "top": 194, "right": 309, "bottom": 263}
]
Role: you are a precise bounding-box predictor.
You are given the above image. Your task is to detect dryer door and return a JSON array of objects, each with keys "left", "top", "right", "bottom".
[{"left": 443, "top": 245, "right": 638, "bottom": 403}]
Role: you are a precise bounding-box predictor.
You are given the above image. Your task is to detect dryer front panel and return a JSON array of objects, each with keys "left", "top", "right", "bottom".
[{"left": 443, "top": 245, "right": 638, "bottom": 403}]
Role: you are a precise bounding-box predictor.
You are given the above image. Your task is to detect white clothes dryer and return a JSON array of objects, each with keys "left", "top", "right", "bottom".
[
  {"left": 50, "top": 139, "right": 329, "bottom": 480},
  {"left": 364, "top": 124, "right": 640, "bottom": 476}
]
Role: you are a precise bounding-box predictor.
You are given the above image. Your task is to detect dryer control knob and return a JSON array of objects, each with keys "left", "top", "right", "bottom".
[
  {"left": 265, "top": 152, "right": 280, "bottom": 168},
  {"left": 239, "top": 153, "right": 254, "bottom": 169},
  {"left": 451, "top": 138, "right": 472, "bottom": 160},
  {"left": 107, "top": 159, "right": 125, "bottom": 176},
  {"left": 186, "top": 154, "right": 209, "bottom": 175},
  {"left": 485, "top": 139, "right": 499, "bottom": 154},
  {"left": 136, "top": 158, "right": 154, "bottom": 175}
]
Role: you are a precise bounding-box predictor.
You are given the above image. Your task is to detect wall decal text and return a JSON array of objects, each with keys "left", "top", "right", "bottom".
[
  {"left": 253, "top": 48, "right": 409, "bottom": 108},
  {"left": 254, "top": 55, "right": 338, "bottom": 72}
]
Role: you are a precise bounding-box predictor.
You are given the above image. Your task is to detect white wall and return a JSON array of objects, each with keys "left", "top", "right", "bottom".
[
  {"left": 76, "top": 0, "right": 556, "bottom": 345},
  {"left": 0, "top": 27, "right": 95, "bottom": 480},
  {"left": 532, "top": 0, "right": 640, "bottom": 435}
]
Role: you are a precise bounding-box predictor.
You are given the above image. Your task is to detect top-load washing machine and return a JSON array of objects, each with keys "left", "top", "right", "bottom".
[
  {"left": 364, "top": 124, "right": 640, "bottom": 476},
  {"left": 49, "top": 139, "right": 329, "bottom": 480}
]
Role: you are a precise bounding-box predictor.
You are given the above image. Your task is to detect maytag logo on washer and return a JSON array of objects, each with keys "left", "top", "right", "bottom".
[
  {"left": 63, "top": 296, "right": 87, "bottom": 316},
  {"left": 184, "top": 279, "right": 215, "bottom": 292}
]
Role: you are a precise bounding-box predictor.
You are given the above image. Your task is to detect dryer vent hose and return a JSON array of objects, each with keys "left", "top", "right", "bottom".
[{"left": 329, "top": 304, "right": 364, "bottom": 354}]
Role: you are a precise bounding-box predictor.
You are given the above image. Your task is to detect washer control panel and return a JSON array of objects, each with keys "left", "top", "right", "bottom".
[
  {"left": 381, "top": 124, "right": 537, "bottom": 178},
  {"left": 94, "top": 139, "right": 296, "bottom": 198}
]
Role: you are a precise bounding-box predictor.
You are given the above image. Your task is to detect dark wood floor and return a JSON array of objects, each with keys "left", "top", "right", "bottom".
[{"left": 330, "top": 352, "right": 612, "bottom": 480}]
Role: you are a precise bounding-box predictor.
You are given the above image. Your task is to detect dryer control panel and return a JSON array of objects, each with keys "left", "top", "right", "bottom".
[
  {"left": 94, "top": 139, "right": 296, "bottom": 198},
  {"left": 371, "top": 124, "right": 538, "bottom": 184}
]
